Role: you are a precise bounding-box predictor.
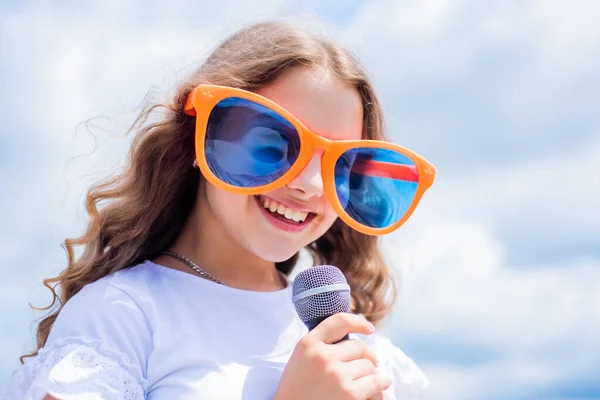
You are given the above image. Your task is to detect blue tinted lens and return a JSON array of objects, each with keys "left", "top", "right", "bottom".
[
  {"left": 334, "top": 148, "right": 418, "bottom": 229},
  {"left": 205, "top": 97, "right": 300, "bottom": 187}
]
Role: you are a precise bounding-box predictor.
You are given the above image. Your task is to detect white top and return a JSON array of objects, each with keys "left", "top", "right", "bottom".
[{"left": 2, "top": 260, "right": 429, "bottom": 400}]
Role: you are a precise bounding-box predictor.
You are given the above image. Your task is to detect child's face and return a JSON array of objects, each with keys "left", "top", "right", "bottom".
[{"left": 202, "top": 66, "right": 364, "bottom": 262}]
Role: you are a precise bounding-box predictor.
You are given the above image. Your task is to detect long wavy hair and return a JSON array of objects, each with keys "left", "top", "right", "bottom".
[{"left": 22, "top": 20, "right": 396, "bottom": 362}]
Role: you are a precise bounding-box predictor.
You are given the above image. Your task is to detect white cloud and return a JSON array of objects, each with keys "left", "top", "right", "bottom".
[
  {"left": 381, "top": 215, "right": 600, "bottom": 398},
  {"left": 427, "top": 137, "right": 600, "bottom": 264},
  {"left": 337, "top": 0, "right": 600, "bottom": 175}
]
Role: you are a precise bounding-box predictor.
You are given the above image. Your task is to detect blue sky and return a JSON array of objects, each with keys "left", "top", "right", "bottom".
[{"left": 1, "top": 1, "right": 599, "bottom": 399}]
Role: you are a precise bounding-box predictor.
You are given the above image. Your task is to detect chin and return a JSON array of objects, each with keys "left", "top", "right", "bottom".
[
  {"left": 243, "top": 217, "right": 335, "bottom": 263},
  {"left": 257, "top": 248, "right": 301, "bottom": 263},
  {"left": 249, "top": 240, "right": 304, "bottom": 263}
]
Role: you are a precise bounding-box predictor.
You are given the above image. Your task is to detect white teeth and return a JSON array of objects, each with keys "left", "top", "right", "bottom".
[
  {"left": 291, "top": 210, "right": 307, "bottom": 222},
  {"left": 259, "top": 196, "right": 310, "bottom": 223}
]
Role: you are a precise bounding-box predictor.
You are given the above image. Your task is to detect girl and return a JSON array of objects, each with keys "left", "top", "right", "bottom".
[{"left": 2, "top": 20, "right": 435, "bottom": 400}]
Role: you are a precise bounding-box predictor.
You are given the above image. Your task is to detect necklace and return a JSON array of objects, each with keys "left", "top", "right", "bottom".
[
  {"left": 161, "top": 250, "right": 288, "bottom": 289},
  {"left": 162, "top": 250, "right": 225, "bottom": 285}
]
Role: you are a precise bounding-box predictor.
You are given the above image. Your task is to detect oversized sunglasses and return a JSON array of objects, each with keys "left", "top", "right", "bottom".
[{"left": 185, "top": 85, "right": 436, "bottom": 236}]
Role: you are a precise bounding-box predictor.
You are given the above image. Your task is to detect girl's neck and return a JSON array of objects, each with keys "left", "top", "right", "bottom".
[{"left": 156, "top": 195, "right": 286, "bottom": 292}]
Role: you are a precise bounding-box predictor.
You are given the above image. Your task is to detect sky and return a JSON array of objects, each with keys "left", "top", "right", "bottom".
[{"left": 1, "top": 0, "right": 599, "bottom": 399}]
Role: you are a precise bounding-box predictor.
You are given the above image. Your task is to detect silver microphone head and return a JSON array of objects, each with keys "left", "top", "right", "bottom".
[{"left": 292, "top": 265, "right": 351, "bottom": 323}]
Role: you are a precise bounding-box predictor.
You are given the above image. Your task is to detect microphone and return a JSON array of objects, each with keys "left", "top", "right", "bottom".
[{"left": 292, "top": 265, "right": 352, "bottom": 342}]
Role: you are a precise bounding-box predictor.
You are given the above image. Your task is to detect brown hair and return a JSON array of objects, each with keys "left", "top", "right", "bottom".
[{"left": 22, "top": 20, "right": 396, "bottom": 362}]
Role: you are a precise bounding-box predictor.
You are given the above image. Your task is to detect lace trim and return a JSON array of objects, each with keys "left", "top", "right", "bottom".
[{"left": 2, "top": 337, "right": 147, "bottom": 400}]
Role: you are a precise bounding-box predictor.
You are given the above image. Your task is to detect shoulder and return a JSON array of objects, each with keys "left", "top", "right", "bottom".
[
  {"left": 54, "top": 260, "right": 167, "bottom": 329},
  {"left": 356, "top": 333, "right": 430, "bottom": 400},
  {"left": 50, "top": 262, "right": 156, "bottom": 338},
  {"left": 1, "top": 263, "right": 157, "bottom": 400},
  {"left": 46, "top": 261, "right": 157, "bottom": 367},
  {"left": 45, "top": 262, "right": 158, "bottom": 382}
]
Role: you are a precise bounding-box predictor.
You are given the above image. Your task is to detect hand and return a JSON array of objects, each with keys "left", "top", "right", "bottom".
[{"left": 274, "top": 313, "right": 392, "bottom": 400}]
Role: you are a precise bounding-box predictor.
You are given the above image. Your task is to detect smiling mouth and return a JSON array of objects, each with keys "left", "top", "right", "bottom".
[{"left": 254, "top": 195, "right": 316, "bottom": 225}]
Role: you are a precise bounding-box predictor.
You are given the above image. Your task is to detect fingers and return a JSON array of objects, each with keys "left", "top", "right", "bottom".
[
  {"left": 310, "top": 313, "right": 374, "bottom": 344},
  {"left": 339, "top": 358, "right": 377, "bottom": 380},
  {"left": 329, "top": 339, "right": 378, "bottom": 367},
  {"left": 352, "top": 374, "right": 392, "bottom": 400}
]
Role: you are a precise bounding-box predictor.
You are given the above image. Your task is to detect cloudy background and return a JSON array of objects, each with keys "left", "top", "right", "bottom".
[{"left": 1, "top": 0, "right": 599, "bottom": 399}]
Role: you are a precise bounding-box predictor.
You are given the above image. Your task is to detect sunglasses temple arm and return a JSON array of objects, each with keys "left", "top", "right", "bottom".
[{"left": 352, "top": 160, "right": 419, "bottom": 182}]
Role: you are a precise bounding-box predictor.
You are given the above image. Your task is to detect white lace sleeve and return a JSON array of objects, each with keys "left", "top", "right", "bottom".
[
  {"left": 1, "top": 337, "right": 147, "bottom": 400},
  {"left": 355, "top": 333, "right": 430, "bottom": 400}
]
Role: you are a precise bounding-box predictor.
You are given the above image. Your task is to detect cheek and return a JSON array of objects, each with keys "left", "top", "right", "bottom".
[
  {"left": 316, "top": 202, "right": 340, "bottom": 233},
  {"left": 324, "top": 205, "right": 338, "bottom": 224},
  {"left": 205, "top": 183, "right": 247, "bottom": 224}
]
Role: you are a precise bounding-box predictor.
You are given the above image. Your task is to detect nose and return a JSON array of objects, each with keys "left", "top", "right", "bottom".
[{"left": 287, "top": 151, "right": 325, "bottom": 198}]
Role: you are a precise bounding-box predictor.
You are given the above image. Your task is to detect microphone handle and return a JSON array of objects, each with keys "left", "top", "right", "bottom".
[{"left": 304, "top": 315, "right": 350, "bottom": 343}]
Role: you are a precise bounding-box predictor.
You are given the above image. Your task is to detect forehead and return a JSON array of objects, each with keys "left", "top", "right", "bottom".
[{"left": 254, "top": 67, "right": 364, "bottom": 141}]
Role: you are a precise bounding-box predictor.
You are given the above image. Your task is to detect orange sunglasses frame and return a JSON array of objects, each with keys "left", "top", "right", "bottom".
[{"left": 185, "top": 84, "right": 436, "bottom": 236}]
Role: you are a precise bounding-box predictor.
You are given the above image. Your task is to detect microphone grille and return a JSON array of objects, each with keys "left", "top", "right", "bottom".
[{"left": 292, "top": 265, "right": 351, "bottom": 323}]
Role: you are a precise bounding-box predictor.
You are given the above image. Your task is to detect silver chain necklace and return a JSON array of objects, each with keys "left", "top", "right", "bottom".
[{"left": 162, "top": 250, "right": 225, "bottom": 285}]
